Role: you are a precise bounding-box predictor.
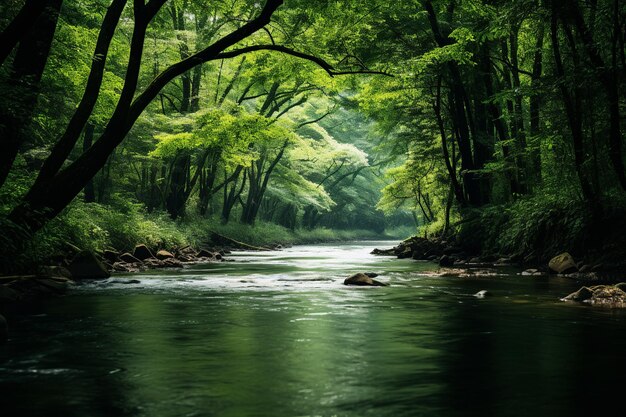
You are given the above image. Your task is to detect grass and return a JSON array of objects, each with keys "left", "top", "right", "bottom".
[{"left": 12, "top": 201, "right": 407, "bottom": 270}]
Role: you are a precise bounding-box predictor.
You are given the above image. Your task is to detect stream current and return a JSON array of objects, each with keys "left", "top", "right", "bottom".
[{"left": 2, "top": 241, "right": 626, "bottom": 416}]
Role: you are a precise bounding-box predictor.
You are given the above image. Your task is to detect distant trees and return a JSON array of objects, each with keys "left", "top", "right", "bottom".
[{"left": 357, "top": 0, "right": 625, "bottom": 232}]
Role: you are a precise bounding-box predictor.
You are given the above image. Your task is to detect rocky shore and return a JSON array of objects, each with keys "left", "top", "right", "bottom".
[
  {"left": 0, "top": 244, "right": 229, "bottom": 313},
  {"left": 372, "top": 236, "right": 617, "bottom": 280},
  {"left": 372, "top": 236, "right": 626, "bottom": 308}
]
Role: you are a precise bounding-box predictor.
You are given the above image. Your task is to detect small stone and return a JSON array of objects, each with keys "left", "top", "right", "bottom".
[
  {"left": 474, "top": 290, "right": 492, "bottom": 298},
  {"left": 156, "top": 250, "right": 174, "bottom": 260}
]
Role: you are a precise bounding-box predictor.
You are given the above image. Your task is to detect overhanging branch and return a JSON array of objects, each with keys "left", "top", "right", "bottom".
[{"left": 216, "top": 44, "right": 393, "bottom": 78}]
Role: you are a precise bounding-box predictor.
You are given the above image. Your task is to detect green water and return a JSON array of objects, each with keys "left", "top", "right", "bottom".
[{"left": 2, "top": 242, "right": 626, "bottom": 416}]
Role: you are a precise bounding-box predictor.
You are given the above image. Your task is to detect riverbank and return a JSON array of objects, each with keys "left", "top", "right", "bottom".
[
  {"left": 0, "top": 200, "right": 409, "bottom": 275},
  {"left": 373, "top": 232, "right": 626, "bottom": 284}
]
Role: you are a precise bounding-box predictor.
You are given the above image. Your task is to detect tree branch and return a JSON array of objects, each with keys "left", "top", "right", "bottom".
[{"left": 216, "top": 44, "right": 393, "bottom": 77}]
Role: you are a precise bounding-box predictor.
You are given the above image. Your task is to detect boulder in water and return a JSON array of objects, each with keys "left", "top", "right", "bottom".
[
  {"left": 562, "top": 285, "right": 626, "bottom": 308},
  {"left": 548, "top": 252, "right": 578, "bottom": 274},
  {"left": 344, "top": 273, "right": 389, "bottom": 287}
]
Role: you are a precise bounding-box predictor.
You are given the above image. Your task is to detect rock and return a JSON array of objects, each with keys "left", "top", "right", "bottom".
[
  {"left": 156, "top": 250, "right": 174, "bottom": 260},
  {"left": 578, "top": 264, "right": 591, "bottom": 273},
  {"left": 474, "top": 290, "right": 492, "bottom": 298},
  {"left": 439, "top": 255, "right": 454, "bottom": 267},
  {"left": 112, "top": 262, "right": 142, "bottom": 273},
  {"left": 589, "top": 286, "right": 626, "bottom": 308},
  {"left": 371, "top": 248, "right": 395, "bottom": 256},
  {"left": 214, "top": 253, "right": 223, "bottom": 261},
  {"left": 68, "top": 250, "right": 110, "bottom": 279},
  {"left": 39, "top": 265, "right": 72, "bottom": 279},
  {"left": 133, "top": 244, "right": 154, "bottom": 261},
  {"left": 103, "top": 250, "right": 120, "bottom": 263},
  {"left": 562, "top": 286, "right": 594, "bottom": 302},
  {"left": 443, "top": 246, "right": 457, "bottom": 255},
  {"left": 344, "top": 273, "right": 389, "bottom": 287},
  {"left": 196, "top": 249, "right": 213, "bottom": 258},
  {"left": 177, "top": 254, "right": 195, "bottom": 262},
  {"left": 364, "top": 272, "right": 379, "bottom": 278},
  {"left": 109, "top": 279, "right": 141, "bottom": 284},
  {"left": 548, "top": 252, "right": 578, "bottom": 274},
  {"left": 35, "top": 277, "right": 72, "bottom": 293},
  {"left": 397, "top": 248, "right": 413, "bottom": 259},
  {"left": 615, "top": 282, "right": 626, "bottom": 292},
  {"left": 469, "top": 257, "right": 482, "bottom": 264},
  {"left": 522, "top": 269, "right": 539, "bottom": 276},
  {"left": 119, "top": 252, "right": 141, "bottom": 263},
  {"left": 162, "top": 258, "right": 183, "bottom": 268},
  {"left": 0, "top": 314, "right": 7, "bottom": 344}
]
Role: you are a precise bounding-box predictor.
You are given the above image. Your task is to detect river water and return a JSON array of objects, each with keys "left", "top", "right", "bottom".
[{"left": 2, "top": 241, "right": 626, "bottom": 417}]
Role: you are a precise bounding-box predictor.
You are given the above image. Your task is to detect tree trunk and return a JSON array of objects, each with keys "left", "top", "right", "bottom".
[
  {"left": 0, "top": 0, "right": 62, "bottom": 188},
  {"left": 82, "top": 123, "right": 96, "bottom": 203}
]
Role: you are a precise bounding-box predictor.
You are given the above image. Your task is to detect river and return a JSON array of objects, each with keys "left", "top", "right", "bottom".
[{"left": 2, "top": 241, "right": 626, "bottom": 416}]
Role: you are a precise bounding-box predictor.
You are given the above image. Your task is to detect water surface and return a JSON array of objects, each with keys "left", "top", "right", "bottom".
[{"left": 2, "top": 241, "right": 625, "bottom": 416}]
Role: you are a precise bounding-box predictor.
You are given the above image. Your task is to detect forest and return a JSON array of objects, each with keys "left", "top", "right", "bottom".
[{"left": 1, "top": 0, "right": 625, "bottom": 271}]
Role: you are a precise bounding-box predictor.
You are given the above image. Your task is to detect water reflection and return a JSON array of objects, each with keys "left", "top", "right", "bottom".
[{"left": 2, "top": 242, "right": 626, "bottom": 416}]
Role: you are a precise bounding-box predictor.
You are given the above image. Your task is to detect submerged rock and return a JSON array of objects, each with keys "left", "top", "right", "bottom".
[
  {"left": 344, "top": 273, "right": 389, "bottom": 287},
  {"left": 549, "top": 252, "right": 578, "bottom": 274},
  {"left": 109, "top": 279, "right": 141, "bottom": 284}
]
